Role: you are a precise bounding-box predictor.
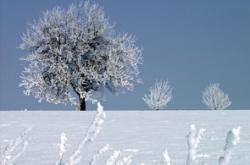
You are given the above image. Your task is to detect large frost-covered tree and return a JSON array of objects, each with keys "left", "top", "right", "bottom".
[
  {"left": 143, "top": 80, "right": 173, "bottom": 110},
  {"left": 202, "top": 83, "right": 231, "bottom": 110},
  {"left": 19, "top": 2, "right": 142, "bottom": 111}
]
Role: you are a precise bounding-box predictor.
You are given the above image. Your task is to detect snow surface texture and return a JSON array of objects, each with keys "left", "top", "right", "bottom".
[{"left": 0, "top": 110, "right": 249, "bottom": 165}]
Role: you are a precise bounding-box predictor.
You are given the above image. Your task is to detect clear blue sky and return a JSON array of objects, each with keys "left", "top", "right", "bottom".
[{"left": 0, "top": 0, "right": 249, "bottom": 110}]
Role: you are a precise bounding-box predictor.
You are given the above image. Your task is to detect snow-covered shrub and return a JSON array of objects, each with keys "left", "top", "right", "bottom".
[
  {"left": 186, "top": 124, "right": 205, "bottom": 165},
  {"left": 143, "top": 80, "right": 173, "bottom": 110},
  {"left": 202, "top": 83, "right": 231, "bottom": 110},
  {"left": 219, "top": 126, "right": 241, "bottom": 165},
  {"left": 19, "top": 1, "right": 142, "bottom": 111},
  {"left": 0, "top": 127, "right": 31, "bottom": 165}
]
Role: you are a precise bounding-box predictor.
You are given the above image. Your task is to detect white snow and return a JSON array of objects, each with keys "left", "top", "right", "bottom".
[{"left": 0, "top": 110, "right": 249, "bottom": 164}]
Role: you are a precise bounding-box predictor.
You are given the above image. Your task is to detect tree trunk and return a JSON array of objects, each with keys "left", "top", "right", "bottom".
[{"left": 79, "top": 97, "right": 86, "bottom": 111}]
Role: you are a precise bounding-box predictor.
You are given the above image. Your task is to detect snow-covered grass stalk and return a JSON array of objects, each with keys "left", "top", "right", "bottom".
[
  {"left": 0, "top": 127, "right": 31, "bottom": 165},
  {"left": 105, "top": 149, "right": 138, "bottom": 165},
  {"left": 186, "top": 124, "right": 205, "bottom": 165},
  {"left": 67, "top": 102, "right": 106, "bottom": 165},
  {"left": 89, "top": 144, "right": 110, "bottom": 165},
  {"left": 105, "top": 150, "right": 134, "bottom": 165},
  {"left": 218, "top": 126, "right": 240, "bottom": 165},
  {"left": 105, "top": 150, "right": 121, "bottom": 165},
  {"left": 162, "top": 147, "right": 171, "bottom": 165},
  {"left": 116, "top": 155, "right": 133, "bottom": 165},
  {"left": 56, "top": 132, "right": 68, "bottom": 165}
]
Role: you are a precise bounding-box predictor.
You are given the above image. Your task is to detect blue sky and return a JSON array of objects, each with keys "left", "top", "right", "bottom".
[{"left": 0, "top": 0, "right": 249, "bottom": 110}]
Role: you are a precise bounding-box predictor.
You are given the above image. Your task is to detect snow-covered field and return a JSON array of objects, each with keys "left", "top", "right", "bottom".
[{"left": 0, "top": 110, "right": 249, "bottom": 165}]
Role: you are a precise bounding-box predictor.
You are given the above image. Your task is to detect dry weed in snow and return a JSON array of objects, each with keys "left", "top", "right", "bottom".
[
  {"left": 162, "top": 147, "right": 171, "bottom": 165},
  {"left": 186, "top": 124, "right": 205, "bottom": 165},
  {"left": 56, "top": 132, "right": 68, "bottom": 165},
  {"left": 89, "top": 144, "right": 110, "bottom": 165},
  {"left": 105, "top": 150, "right": 121, "bottom": 165},
  {"left": 0, "top": 127, "right": 31, "bottom": 165},
  {"left": 67, "top": 102, "right": 106, "bottom": 165},
  {"left": 219, "top": 126, "right": 241, "bottom": 165}
]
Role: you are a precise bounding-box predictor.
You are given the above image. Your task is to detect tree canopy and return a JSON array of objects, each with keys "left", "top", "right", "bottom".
[{"left": 20, "top": 2, "right": 142, "bottom": 110}]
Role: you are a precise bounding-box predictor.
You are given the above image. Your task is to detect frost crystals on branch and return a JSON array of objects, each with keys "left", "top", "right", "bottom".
[
  {"left": 19, "top": 1, "right": 142, "bottom": 111},
  {"left": 219, "top": 126, "right": 240, "bottom": 165},
  {"left": 186, "top": 124, "right": 205, "bottom": 165},
  {"left": 67, "top": 102, "right": 106, "bottom": 165},
  {"left": 0, "top": 127, "right": 31, "bottom": 165},
  {"left": 202, "top": 83, "right": 231, "bottom": 110},
  {"left": 143, "top": 80, "right": 173, "bottom": 110}
]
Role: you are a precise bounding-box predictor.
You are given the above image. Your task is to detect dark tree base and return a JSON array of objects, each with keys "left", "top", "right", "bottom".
[{"left": 80, "top": 97, "right": 86, "bottom": 111}]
